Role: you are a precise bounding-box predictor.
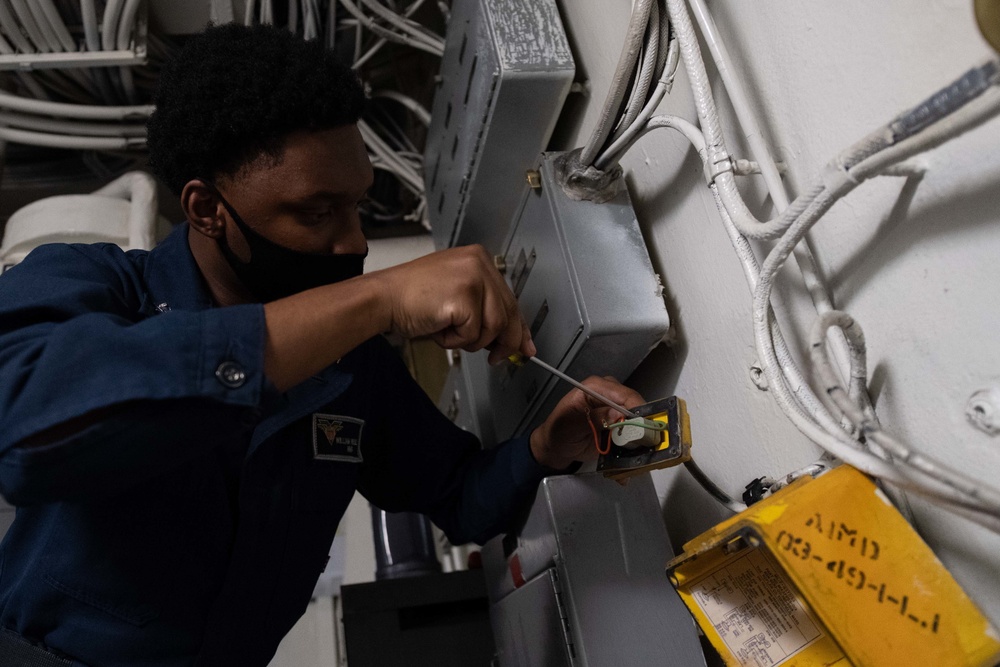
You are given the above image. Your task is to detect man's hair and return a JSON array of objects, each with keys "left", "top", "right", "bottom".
[{"left": 147, "top": 23, "right": 366, "bottom": 195}]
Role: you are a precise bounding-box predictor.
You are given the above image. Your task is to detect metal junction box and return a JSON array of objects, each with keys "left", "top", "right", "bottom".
[
  {"left": 424, "top": 0, "right": 575, "bottom": 253},
  {"left": 481, "top": 473, "right": 707, "bottom": 667},
  {"left": 472, "top": 152, "right": 670, "bottom": 443}
]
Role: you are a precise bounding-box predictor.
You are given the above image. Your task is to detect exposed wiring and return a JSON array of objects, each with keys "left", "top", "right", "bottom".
[{"left": 586, "top": 411, "right": 609, "bottom": 456}]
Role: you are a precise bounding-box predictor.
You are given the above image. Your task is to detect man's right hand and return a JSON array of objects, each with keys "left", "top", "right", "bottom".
[
  {"left": 263, "top": 244, "right": 534, "bottom": 392},
  {"left": 369, "top": 245, "right": 535, "bottom": 365}
]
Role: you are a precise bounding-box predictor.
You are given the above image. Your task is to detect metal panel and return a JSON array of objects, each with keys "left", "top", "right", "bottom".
[
  {"left": 424, "top": 0, "right": 575, "bottom": 253},
  {"left": 483, "top": 473, "right": 707, "bottom": 667},
  {"left": 489, "top": 568, "right": 574, "bottom": 667},
  {"left": 436, "top": 351, "right": 498, "bottom": 448},
  {"left": 481, "top": 152, "right": 670, "bottom": 442}
]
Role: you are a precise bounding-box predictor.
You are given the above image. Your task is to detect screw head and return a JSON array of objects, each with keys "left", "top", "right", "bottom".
[{"left": 526, "top": 170, "right": 541, "bottom": 189}]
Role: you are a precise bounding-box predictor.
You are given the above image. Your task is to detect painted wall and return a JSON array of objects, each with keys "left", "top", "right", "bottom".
[{"left": 551, "top": 0, "right": 1000, "bottom": 624}]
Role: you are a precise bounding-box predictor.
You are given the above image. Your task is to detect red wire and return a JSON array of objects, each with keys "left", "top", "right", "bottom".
[{"left": 589, "top": 415, "right": 609, "bottom": 456}]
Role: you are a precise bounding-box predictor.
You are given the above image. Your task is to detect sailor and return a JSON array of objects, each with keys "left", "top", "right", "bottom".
[{"left": 0, "top": 22, "right": 640, "bottom": 666}]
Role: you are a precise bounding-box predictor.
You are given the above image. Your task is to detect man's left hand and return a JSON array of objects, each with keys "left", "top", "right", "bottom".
[{"left": 529, "top": 376, "right": 645, "bottom": 470}]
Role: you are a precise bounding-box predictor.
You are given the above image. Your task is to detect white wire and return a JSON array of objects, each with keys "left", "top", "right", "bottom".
[
  {"left": 0, "top": 0, "right": 31, "bottom": 53},
  {"left": 352, "top": 0, "right": 431, "bottom": 67},
  {"left": 0, "top": 89, "right": 154, "bottom": 120},
  {"left": 357, "top": 119, "right": 423, "bottom": 193},
  {"left": 116, "top": 0, "right": 143, "bottom": 103},
  {"left": 611, "top": 0, "right": 661, "bottom": 140},
  {"left": 748, "top": 87, "right": 1000, "bottom": 523},
  {"left": 371, "top": 90, "right": 431, "bottom": 126},
  {"left": 357, "top": 0, "right": 443, "bottom": 51},
  {"left": 633, "top": 2, "right": 1000, "bottom": 523},
  {"left": 809, "top": 311, "right": 1000, "bottom": 516},
  {"left": 596, "top": 29, "right": 678, "bottom": 169},
  {"left": 578, "top": 0, "right": 655, "bottom": 166},
  {"left": 30, "top": 0, "right": 72, "bottom": 52},
  {"left": 0, "top": 111, "right": 147, "bottom": 137},
  {"left": 338, "top": 0, "right": 443, "bottom": 55},
  {"left": 79, "top": 0, "right": 101, "bottom": 51},
  {"left": 0, "top": 126, "right": 143, "bottom": 150},
  {"left": 101, "top": 0, "right": 125, "bottom": 51},
  {"left": 9, "top": 0, "right": 52, "bottom": 53},
  {"left": 684, "top": 0, "right": 858, "bottom": 433}
]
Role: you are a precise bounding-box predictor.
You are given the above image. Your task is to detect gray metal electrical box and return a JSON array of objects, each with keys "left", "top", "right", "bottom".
[
  {"left": 437, "top": 353, "right": 498, "bottom": 448},
  {"left": 424, "top": 0, "right": 575, "bottom": 253},
  {"left": 482, "top": 473, "right": 707, "bottom": 667},
  {"left": 474, "top": 152, "right": 671, "bottom": 442}
]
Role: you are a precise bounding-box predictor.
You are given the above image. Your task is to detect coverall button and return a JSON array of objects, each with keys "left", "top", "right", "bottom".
[{"left": 215, "top": 361, "right": 247, "bottom": 389}]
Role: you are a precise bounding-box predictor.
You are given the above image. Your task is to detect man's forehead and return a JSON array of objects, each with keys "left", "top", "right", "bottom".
[{"left": 234, "top": 125, "right": 373, "bottom": 200}]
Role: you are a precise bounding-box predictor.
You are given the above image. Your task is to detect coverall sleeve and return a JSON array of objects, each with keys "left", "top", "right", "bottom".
[
  {"left": 0, "top": 243, "right": 274, "bottom": 505},
  {"left": 356, "top": 343, "right": 553, "bottom": 546}
]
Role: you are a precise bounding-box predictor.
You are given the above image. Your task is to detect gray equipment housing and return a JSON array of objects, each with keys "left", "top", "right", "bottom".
[
  {"left": 477, "top": 152, "right": 671, "bottom": 444},
  {"left": 424, "top": 0, "right": 575, "bottom": 253},
  {"left": 481, "top": 473, "right": 708, "bottom": 666}
]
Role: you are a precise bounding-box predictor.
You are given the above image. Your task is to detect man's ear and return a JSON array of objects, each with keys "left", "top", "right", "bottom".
[{"left": 181, "top": 179, "right": 225, "bottom": 239}]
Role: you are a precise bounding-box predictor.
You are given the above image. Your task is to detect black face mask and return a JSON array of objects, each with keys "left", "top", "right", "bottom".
[{"left": 203, "top": 181, "right": 368, "bottom": 302}]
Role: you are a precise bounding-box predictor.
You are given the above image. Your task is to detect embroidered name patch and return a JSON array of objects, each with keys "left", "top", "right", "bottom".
[{"left": 312, "top": 414, "right": 364, "bottom": 462}]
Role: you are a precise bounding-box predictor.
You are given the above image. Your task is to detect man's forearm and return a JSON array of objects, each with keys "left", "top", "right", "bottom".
[{"left": 263, "top": 273, "right": 389, "bottom": 392}]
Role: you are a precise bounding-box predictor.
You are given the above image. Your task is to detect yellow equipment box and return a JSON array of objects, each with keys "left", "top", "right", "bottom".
[{"left": 666, "top": 465, "right": 1000, "bottom": 667}]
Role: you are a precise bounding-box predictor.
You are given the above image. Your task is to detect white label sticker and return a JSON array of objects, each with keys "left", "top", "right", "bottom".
[{"left": 690, "top": 549, "right": 824, "bottom": 667}]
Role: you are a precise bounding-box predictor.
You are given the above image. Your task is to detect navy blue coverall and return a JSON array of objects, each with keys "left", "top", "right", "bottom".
[{"left": 0, "top": 223, "right": 548, "bottom": 666}]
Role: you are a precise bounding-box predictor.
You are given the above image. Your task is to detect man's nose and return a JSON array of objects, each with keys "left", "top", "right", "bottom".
[{"left": 333, "top": 222, "right": 367, "bottom": 255}]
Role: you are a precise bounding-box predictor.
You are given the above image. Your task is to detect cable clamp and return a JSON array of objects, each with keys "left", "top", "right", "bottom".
[
  {"left": 704, "top": 149, "right": 734, "bottom": 184},
  {"left": 820, "top": 160, "right": 860, "bottom": 198}
]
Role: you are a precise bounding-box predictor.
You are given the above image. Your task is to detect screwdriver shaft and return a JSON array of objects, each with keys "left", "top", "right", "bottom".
[{"left": 527, "top": 356, "right": 640, "bottom": 420}]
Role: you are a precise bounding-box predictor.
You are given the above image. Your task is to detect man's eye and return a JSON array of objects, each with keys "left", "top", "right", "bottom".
[{"left": 300, "top": 209, "right": 333, "bottom": 224}]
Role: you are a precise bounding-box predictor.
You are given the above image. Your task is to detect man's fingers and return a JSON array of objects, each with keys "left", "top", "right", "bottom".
[{"left": 575, "top": 376, "right": 645, "bottom": 414}]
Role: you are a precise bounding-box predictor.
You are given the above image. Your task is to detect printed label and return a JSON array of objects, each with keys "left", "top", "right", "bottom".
[{"left": 690, "top": 549, "right": 825, "bottom": 667}]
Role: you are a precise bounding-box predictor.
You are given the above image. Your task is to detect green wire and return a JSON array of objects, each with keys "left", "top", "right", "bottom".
[{"left": 602, "top": 417, "right": 668, "bottom": 432}]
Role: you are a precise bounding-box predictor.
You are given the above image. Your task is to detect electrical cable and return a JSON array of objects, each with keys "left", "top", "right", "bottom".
[
  {"left": 608, "top": 45, "right": 1000, "bottom": 524},
  {"left": 8, "top": 0, "right": 52, "bottom": 53},
  {"left": 357, "top": 0, "right": 443, "bottom": 51},
  {"left": 338, "top": 0, "right": 443, "bottom": 55},
  {"left": 28, "top": 1, "right": 70, "bottom": 52},
  {"left": 595, "top": 26, "right": 678, "bottom": 169},
  {"left": 612, "top": 0, "right": 661, "bottom": 142},
  {"left": 80, "top": 0, "right": 119, "bottom": 105},
  {"left": 0, "top": 89, "right": 154, "bottom": 120},
  {"left": 0, "top": 126, "right": 143, "bottom": 150},
  {"left": 371, "top": 90, "right": 432, "bottom": 126},
  {"left": 578, "top": 0, "right": 655, "bottom": 166},
  {"left": 0, "top": 0, "right": 33, "bottom": 54},
  {"left": 0, "top": 111, "right": 147, "bottom": 137},
  {"left": 684, "top": 460, "right": 747, "bottom": 514},
  {"left": 746, "top": 82, "right": 1000, "bottom": 524},
  {"left": 809, "top": 311, "right": 1000, "bottom": 516}
]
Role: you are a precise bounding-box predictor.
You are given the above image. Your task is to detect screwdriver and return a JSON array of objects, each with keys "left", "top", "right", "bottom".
[{"left": 508, "top": 353, "right": 641, "bottom": 420}]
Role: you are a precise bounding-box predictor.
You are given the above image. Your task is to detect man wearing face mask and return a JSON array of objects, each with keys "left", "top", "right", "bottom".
[{"left": 0, "top": 23, "right": 642, "bottom": 667}]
